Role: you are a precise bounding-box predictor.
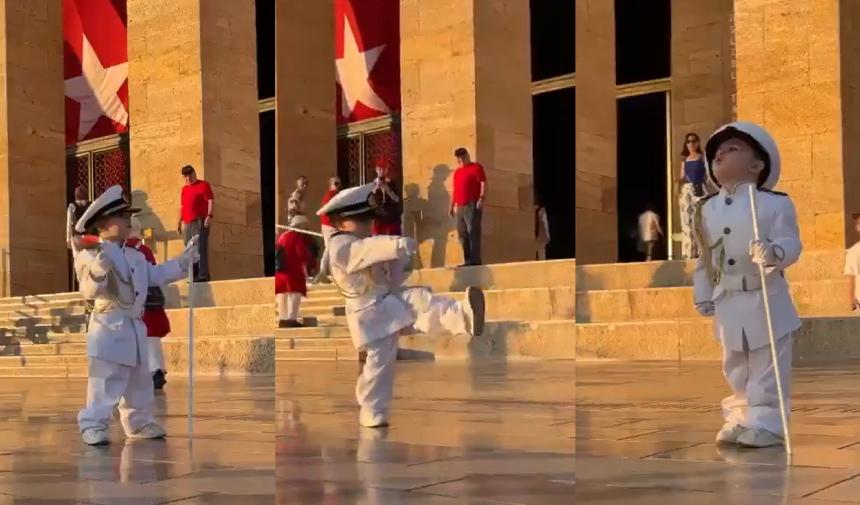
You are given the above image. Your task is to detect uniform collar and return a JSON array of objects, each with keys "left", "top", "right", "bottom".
[{"left": 719, "top": 181, "right": 756, "bottom": 196}]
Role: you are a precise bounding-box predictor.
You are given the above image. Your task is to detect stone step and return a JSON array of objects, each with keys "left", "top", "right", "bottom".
[
  {"left": 576, "top": 279, "right": 852, "bottom": 323},
  {"left": 0, "top": 365, "right": 88, "bottom": 378},
  {"left": 404, "top": 259, "right": 577, "bottom": 292},
  {"left": 0, "top": 342, "right": 88, "bottom": 356},
  {"left": 277, "top": 336, "right": 353, "bottom": 350},
  {"left": 165, "top": 304, "right": 275, "bottom": 337},
  {"left": 575, "top": 316, "right": 860, "bottom": 361},
  {"left": 576, "top": 249, "right": 843, "bottom": 292},
  {"left": 276, "top": 348, "right": 359, "bottom": 361},
  {"left": 274, "top": 326, "right": 352, "bottom": 339}
]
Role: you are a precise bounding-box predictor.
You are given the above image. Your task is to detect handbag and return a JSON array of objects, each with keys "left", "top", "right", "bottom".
[{"left": 144, "top": 286, "right": 166, "bottom": 309}]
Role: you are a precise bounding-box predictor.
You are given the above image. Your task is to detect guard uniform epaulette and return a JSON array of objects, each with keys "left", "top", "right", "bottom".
[{"left": 760, "top": 188, "right": 789, "bottom": 197}]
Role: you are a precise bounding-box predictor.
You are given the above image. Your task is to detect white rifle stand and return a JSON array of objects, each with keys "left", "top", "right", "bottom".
[{"left": 187, "top": 263, "right": 194, "bottom": 438}]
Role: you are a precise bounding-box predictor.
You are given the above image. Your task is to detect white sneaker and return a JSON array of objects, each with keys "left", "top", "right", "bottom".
[
  {"left": 81, "top": 427, "right": 110, "bottom": 446},
  {"left": 359, "top": 410, "right": 389, "bottom": 428},
  {"left": 715, "top": 424, "right": 747, "bottom": 444},
  {"left": 462, "top": 287, "right": 485, "bottom": 337},
  {"left": 127, "top": 423, "right": 167, "bottom": 440},
  {"left": 737, "top": 428, "right": 784, "bottom": 448}
]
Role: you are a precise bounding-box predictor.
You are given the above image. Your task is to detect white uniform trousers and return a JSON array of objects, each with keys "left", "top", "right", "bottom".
[
  {"left": 147, "top": 338, "right": 166, "bottom": 373},
  {"left": 277, "top": 293, "right": 302, "bottom": 321},
  {"left": 318, "top": 225, "right": 337, "bottom": 280},
  {"left": 357, "top": 334, "right": 399, "bottom": 418},
  {"left": 78, "top": 356, "right": 156, "bottom": 434},
  {"left": 355, "top": 288, "right": 470, "bottom": 417},
  {"left": 722, "top": 331, "right": 793, "bottom": 436}
]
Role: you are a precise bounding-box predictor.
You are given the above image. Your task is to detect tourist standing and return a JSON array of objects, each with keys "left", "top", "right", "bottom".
[
  {"left": 449, "top": 147, "right": 487, "bottom": 266},
  {"left": 315, "top": 177, "right": 341, "bottom": 284},
  {"left": 638, "top": 204, "right": 663, "bottom": 262},
  {"left": 288, "top": 176, "right": 308, "bottom": 220},
  {"left": 678, "top": 133, "right": 707, "bottom": 259},
  {"left": 67, "top": 186, "right": 90, "bottom": 257},
  {"left": 371, "top": 158, "right": 402, "bottom": 236},
  {"left": 178, "top": 165, "right": 214, "bottom": 282}
]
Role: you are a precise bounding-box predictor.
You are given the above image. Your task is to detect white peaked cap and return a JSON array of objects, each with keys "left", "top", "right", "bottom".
[
  {"left": 316, "top": 182, "right": 380, "bottom": 217},
  {"left": 705, "top": 121, "right": 781, "bottom": 190},
  {"left": 75, "top": 185, "right": 139, "bottom": 234}
]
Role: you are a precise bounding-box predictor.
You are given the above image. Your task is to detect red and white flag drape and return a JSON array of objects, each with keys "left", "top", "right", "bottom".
[
  {"left": 63, "top": 0, "right": 129, "bottom": 145},
  {"left": 335, "top": 0, "right": 400, "bottom": 125}
]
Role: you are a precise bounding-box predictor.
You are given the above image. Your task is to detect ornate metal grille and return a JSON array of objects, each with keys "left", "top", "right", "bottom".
[
  {"left": 65, "top": 138, "right": 130, "bottom": 201},
  {"left": 92, "top": 147, "right": 129, "bottom": 196},
  {"left": 337, "top": 136, "right": 362, "bottom": 187},
  {"left": 336, "top": 120, "right": 402, "bottom": 191}
]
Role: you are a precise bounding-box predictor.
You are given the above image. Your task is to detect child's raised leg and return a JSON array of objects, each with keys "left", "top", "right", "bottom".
[
  {"left": 356, "top": 334, "right": 398, "bottom": 428},
  {"left": 398, "top": 286, "right": 485, "bottom": 337}
]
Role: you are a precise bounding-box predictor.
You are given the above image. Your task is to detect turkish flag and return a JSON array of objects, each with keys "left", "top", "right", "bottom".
[
  {"left": 335, "top": 0, "right": 400, "bottom": 124},
  {"left": 64, "top": 0, "right": 129, "bottom": 145}
]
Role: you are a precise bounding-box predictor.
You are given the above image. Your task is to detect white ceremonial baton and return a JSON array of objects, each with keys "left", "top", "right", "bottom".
[
  {"left": 749, "top": 185, "right": 792, "bottom": 456},
  {"left": 275, "top": 224, "right": 324, "bottom": 238}
]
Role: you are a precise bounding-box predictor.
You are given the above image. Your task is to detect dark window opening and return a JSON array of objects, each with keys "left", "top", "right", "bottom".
[
  {"left": 533, "top": 86, "right": 575, "bottom": 259},
  {"left": 616, "top": 92, "right": 668, "bottom": 262},
  {"left": 255, "top": 0, "right": 275, "bottom": 100},
  {"left": 614, "top": 0, "right": 671, "bottom": 85},
  {"left": 260, "top": 110, "right": 276, "bottom": 275},
  {"left": 530, "top": 0, "right": 576, "bottom": 81}
]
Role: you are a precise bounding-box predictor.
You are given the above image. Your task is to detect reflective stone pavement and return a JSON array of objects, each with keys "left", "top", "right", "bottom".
[
  {"left": 578, "top": 361, "right": 860, "bottom": 503},
  {"left": 276, "top": 361, "right": 576, "bottom": 504},
  {"left": 0, "top": 376, "right": 274, "bottom": 504}
]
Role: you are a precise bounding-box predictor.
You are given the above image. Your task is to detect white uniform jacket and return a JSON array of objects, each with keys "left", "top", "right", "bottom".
[
  {"left": 693, "top": 183, "right": 802, "bottom": 352},
  {"left": 327, "top": 232, "right": 414, "bottom": 348},
  {"left": 75, "top": 240, "right": 186, "bottom": 367}
]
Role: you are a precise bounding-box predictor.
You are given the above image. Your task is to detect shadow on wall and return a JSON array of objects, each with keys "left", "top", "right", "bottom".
[
  {"left": 404, "top": 165, "right": 453, "bottom": 268},
  {"left": 132, "top": 190, "right": 183, "bottom": 261}
]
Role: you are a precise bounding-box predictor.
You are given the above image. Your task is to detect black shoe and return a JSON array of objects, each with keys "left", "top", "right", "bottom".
[
  {"left": 278, "top": 320, "right": 304, "bottom": 329},
  {"left": 153, "top": 370, "right": 166, "bottom": 390}
]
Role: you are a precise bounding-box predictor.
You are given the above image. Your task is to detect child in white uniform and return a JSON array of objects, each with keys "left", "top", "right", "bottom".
[
  {"left": 693, "top": 122, "right": 802, "bottom": 448},
  {"left": 318, "top": 182, "right": 485, "bottom": 428},
  {"left": 74, "top": 186, "right": 198, "bottom": 445}
]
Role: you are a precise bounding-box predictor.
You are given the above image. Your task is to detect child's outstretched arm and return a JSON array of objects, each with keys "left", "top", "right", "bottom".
[
  {"left": 344, "top": 236, "right": 415, "bottom": 274},
  {"left": 691, "top": 203, "right": 714, "bottom": 315},
  {"left": 146, "top": 238, "right": 198, "bottom": 287}
]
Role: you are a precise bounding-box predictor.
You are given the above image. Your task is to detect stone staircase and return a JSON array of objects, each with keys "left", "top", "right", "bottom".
[
  {"left": 275, "top": 260, "right": 578, "bottom": 364},
  {"left": 575, "top": 249, "right": 860, "bottom": 361},
  {"left": 0, "top": 277, "right": 277, "bottom": 378}
]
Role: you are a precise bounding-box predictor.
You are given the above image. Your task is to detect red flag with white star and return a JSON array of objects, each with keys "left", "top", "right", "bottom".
[
  {"left": 335, "top": 0, "right": 401, "bottom": 124},
  {"left": 63, "top": 0, "right": 129, "bottom": 145}
]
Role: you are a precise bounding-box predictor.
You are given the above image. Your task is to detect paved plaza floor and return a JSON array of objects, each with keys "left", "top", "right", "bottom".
[
  {"left": 276, "top": 361, "right": 576, "bottom": 504},
  {"left": 578, "top": 361, "right": 860, "bottom": 504},
  {"left": 0, "top": 375, "right": 274, "bottom": 504}
]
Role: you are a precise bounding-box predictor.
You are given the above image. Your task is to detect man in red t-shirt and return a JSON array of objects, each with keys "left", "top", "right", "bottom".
[
  {"left": 449, "top": 147, "right": 487, "bottom": 266},
  {"left": 177, "top": 165, "right": 214, "bottom": 282},
  {"left": 314, "top": 177, "right": 341, "bottom": 284}
]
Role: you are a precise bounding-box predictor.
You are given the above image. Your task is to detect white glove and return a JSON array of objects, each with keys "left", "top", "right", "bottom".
[
  {"left": 749, "top": 239, "right": 778, "bottom": 265},
  {"left": 90, "top": 241, "right": 120, "bottom": 278},
  {"left": 179, "top": 235, "right": 200, "bottom": 271},
  {"left": 696, "top": 302, "right": 715, "bottom": 317}
]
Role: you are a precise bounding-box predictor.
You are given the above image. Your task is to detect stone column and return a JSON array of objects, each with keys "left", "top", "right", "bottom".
[
  {"left": 0, "top": 1, "right": 67, "bottom": 296},
  {"left": 400, "top": 0, "right": 534, "bottom": 268},
  {"left": 275, "top": 0, "right": 336, "bottom": 228},
  {"left": 669, "top": 0, "right": 734, "bottom": 252},
  {"left": 574, "top": 0, "right": 617, "bottom": 264},
  {"left": 840, "top": 0, "right": 860, "bottom": 246},
  {"left": 734, "top": 0, "right": 844, "bottom": 249},
  {"left": 127, "top": 0, "right": 263, "bottom": 280}
]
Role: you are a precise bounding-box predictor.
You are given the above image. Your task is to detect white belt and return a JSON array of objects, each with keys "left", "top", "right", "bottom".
[{"left": 719, "top": 271, "right": 784, "bottom": 292}]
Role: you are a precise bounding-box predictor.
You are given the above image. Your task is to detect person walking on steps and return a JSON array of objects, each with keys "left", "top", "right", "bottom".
[{"left": 178, "top": 165, "right": 213, "bottom": 282}]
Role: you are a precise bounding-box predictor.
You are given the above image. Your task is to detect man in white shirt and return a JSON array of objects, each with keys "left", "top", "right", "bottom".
[
  {"left": 844, "top": 213, "right": 860, "bottom": 311},
  {"left": 638, "top": 204, "right": 663, "bottom": 261}
]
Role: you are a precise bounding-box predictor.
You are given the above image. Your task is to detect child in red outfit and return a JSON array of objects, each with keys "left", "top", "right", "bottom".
[
  {"left": 275, "top": 215, "right": 314, "bottom": 328},
  {"left": 127, "top": 220, "right": 170, "bottom": 390}
]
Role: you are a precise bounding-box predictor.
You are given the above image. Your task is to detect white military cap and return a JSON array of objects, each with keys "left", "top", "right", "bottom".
[
  {"left": 705, "top": 121, "right": 781, "bottom": 190},
  {"left": 75, "top": 185, "right": 139, "bottom": 234},
  {"left": 317, "top": 182, "right": 381, "bottom": 217}
]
